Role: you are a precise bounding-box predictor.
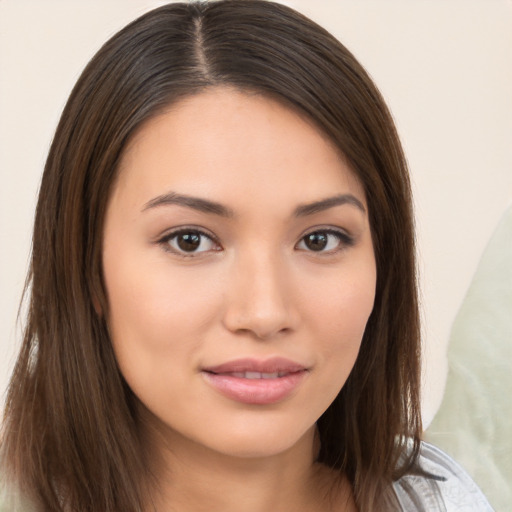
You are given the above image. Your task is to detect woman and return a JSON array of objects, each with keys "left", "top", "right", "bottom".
[{"left": 0, "top": 1, "right": 493, "bottom": 511}]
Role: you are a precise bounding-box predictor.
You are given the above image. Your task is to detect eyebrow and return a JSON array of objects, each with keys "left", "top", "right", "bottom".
[
  {"left": 142, "top": 192, "right": 234, "bottom": 217},
  {"left": 293, "top": 194, "right": 366, "bottom": 216},
  {"left": 142, "top": 191, "right": 365, "bottom": 217}
]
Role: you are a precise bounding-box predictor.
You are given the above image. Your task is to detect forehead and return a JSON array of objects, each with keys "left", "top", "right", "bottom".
[{"left": 113, "top": 87, "right": 365, "bottom": 211}]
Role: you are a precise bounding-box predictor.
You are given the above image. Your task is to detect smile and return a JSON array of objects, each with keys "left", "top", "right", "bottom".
[
  {"left": 201, "top": 358, "right": 309, "bottom": 405},
  {"left": 218, "top": 371, "right": 289, "bottom": 379}
]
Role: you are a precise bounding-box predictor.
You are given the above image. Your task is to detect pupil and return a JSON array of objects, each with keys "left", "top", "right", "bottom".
[
  {"left": 177, "top": 232, "right": 201, "bottom": 251},
  {"left": 305, "top": 233, "right": 327, "bottom": 251}
]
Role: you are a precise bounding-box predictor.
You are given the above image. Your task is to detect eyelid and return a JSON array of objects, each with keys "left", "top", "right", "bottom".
[
  {"left": 156, "top": 226, "right": 222, "bottom": 256},
  {"left": 295, "top": 227, "right": 355, "bottom": 253},
  {"left": 154, "top": 225, "right": 354, "bottom": 257}
]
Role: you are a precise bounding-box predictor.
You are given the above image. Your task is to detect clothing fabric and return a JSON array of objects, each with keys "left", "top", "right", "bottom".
[
  {"left": 394, "top": 442, "right": 495, "bottom": 511},
  {"left": 1, "top": 442, "right": 494, "bottom": 511}
]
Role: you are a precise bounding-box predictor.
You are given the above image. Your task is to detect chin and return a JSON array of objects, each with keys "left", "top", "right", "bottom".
[{"left": 189, "top": 415, "right": 318, "bottom": 461}]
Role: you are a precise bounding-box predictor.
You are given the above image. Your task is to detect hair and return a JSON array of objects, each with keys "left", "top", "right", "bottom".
[{"left": 0, "top": 1, "right": 421, "bottom": 511}]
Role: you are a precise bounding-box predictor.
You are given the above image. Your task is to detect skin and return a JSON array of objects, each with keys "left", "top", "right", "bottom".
[{"left": 102, "top": 87, "right": 375, "bottom": 511}]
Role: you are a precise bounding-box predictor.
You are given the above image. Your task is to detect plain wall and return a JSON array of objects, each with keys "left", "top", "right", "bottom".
[{"left": 1, "top": 0, "right": 511, "bottom": 427}]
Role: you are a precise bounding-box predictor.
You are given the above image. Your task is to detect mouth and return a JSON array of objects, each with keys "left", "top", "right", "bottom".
[
  {"left": 201, "top": 357, "right": 309, "bottom": 405},
  {"left": 202, "top": 357, "right": 307, "bottom": 375},
  {"left": 210, "top": 371, "right": 293, "bottom": 379}
]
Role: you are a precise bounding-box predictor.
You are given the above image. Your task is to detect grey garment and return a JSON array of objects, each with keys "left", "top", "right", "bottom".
[{"left": 394, "top": 442, "right": 495, "bottom": 511}]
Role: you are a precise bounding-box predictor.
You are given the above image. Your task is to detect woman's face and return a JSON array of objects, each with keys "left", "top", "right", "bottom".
[{"left": 103, "top": 87, "right": 376, "bottom": 459}]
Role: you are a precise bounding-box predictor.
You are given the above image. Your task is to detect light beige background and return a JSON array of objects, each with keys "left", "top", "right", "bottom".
[{"left": 1, "top": 0, "right": 511, "bottom": 428}]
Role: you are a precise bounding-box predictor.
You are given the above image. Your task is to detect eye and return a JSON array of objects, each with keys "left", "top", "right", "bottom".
[
  {"left": 160, "top": 229, "right": 219, "bottom": 255},
  {"left": 296, "top": 229, "right": 353, "bottom": 253}
]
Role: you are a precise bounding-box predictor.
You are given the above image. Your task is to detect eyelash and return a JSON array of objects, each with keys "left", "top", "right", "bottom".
[
  {"left": 157, "top": 227, "right": 221, "bottom": 257},
  {"left": 157, "top": 227, "right": 354, "bottom": 257},
  {"left": 297, "top": 228, "right": 355, "bottom": 254}
]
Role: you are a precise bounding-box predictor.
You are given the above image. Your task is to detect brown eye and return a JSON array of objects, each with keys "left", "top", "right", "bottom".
[
  {"left": 163, "top": 230, "right": 218, "bottom": 254},
  {"left": 297, "top": 229, "right": 353, "bottom": 253},
  {"left": 304, "top": 232, "right": 328, "bottom": 251},
  {"left": 177, "top": 232, "right": 201, "bottom": 251}
]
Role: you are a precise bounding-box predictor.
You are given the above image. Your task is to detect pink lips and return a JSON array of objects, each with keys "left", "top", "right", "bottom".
[{"left": 201, "top": 357, "right": 308, "bottom": 405}]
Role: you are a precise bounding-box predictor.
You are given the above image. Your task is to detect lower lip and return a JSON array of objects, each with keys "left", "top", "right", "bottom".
[{"left": 202, "top": 371, "right": 307, "bottom": 405}]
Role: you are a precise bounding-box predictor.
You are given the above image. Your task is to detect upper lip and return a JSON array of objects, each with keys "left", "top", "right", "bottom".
[{"left": 202, "top": 357, "right": 308, "bottom": 375}]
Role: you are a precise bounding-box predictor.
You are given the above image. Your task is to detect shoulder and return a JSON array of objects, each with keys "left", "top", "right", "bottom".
[{"left": 393, "top": 441, "right": 495, "bottom": 512}]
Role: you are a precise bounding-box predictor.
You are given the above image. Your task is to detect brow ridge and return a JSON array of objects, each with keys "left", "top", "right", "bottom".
[
  {"left": 294, "top": 194, "right": 366, "bottom": 217},
  {"left": 142, "top": 191, "right": 365, "bottom": 218},
  {"left": 142, "top": 192, "right": 234, "bottom": 217}
]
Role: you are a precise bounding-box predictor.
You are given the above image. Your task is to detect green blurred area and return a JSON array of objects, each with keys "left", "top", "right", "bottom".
[{"left": 425, "top": 206, "right": 512, "bottom": 512}]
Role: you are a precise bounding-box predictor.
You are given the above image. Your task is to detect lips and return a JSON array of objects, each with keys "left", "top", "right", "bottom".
[
  {"left": 220, "top": 371, "right": 289, "bottom": 379},
  {"left": 201, "top": 357, "right": 309, "bottom": 405},
  {"left": 203, "top": 357, "right": 306, "bottom": 375}
]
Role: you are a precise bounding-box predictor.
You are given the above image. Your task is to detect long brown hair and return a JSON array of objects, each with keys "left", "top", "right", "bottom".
[{"left": 1, "top": 1, "right": 421, "bottom": 511}]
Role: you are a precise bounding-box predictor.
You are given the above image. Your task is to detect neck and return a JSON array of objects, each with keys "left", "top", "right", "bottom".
[{"left": 141, "top": 419, "right": 355, "bottom": 512}]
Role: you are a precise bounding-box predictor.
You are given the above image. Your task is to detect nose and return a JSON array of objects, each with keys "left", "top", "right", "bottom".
[{"left": 222, "top": 251, "right": 298, "bottom": 340}]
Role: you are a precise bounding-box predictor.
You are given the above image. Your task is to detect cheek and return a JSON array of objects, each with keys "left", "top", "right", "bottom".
[
  {"left": 303, "top": 261, "right": 376, "bottom": 384},
  {"left": 309, "top": 261, "right": 375, "bottom": 331},
  {"left": 327, "top": 285, "right": 375, "bottom": 346},
  {"left": 103, "top": 263, "right": 224, "bottom": 428},
  {"left": 103, "top": 253, "right": 222, "bottom": 381}
]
